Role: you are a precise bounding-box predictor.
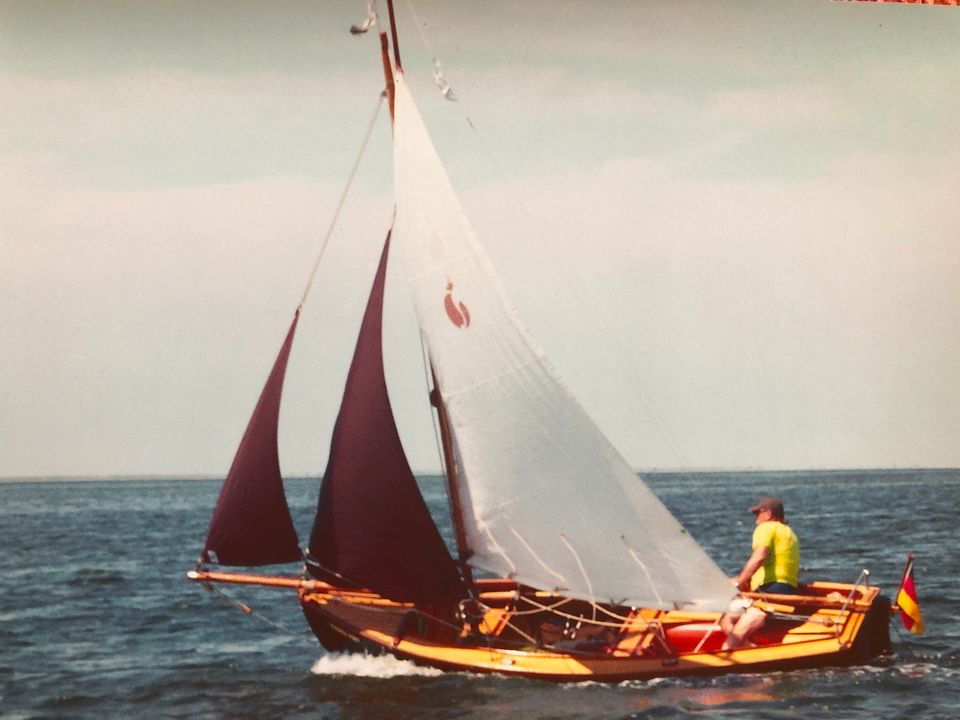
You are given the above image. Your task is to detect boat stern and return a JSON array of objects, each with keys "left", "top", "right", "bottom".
[{"left": 847, "top": 593, "right": 893, "bottom": 663}]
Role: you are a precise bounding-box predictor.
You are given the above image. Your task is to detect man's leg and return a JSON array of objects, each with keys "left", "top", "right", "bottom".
[{"left": 722, "top": 606, "right": 767, "bottom": 650}]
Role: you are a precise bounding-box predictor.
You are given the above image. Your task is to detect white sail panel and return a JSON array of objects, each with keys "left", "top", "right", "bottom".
[{"left": 392, "top": 75, "right": 736, "bottom": 611}]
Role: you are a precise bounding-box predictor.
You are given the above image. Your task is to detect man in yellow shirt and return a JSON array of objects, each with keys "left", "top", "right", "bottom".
[{"left": 721, "top": 496, "right": 801, "bottom": 649}]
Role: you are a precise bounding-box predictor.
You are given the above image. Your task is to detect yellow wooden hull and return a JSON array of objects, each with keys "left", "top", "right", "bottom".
[{"left": 298, "top": 578, "right": 892, "bottom": 682}]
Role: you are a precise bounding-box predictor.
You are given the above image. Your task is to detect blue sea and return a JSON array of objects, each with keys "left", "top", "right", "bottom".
[{"left": 2, "top": 470, "right": 957, "bottom": 719}]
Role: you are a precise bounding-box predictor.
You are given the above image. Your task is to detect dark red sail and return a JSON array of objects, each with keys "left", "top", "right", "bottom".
[
  {"left": 202, "top": 313, "right": 302, "bottom": 566},
  {"left": 308, "top": 233, "right": 465, "bottom": 604}
]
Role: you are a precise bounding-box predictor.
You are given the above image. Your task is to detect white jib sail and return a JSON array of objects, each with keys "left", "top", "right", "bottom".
[{"left": 392, "top": 74, "right": 736, "bottom": 611}]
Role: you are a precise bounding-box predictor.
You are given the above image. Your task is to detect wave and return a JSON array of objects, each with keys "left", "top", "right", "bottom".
[{"left": 310, "top": 652, "right": 444, "bottom": 678}]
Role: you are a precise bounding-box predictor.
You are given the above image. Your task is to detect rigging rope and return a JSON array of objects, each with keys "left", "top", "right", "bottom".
[
  {"left": 622, "top": 537, "right": 666, "bottom": 608},
  {"left": 518, "top": 594, "right": 644, "bottom": 629},
  {"left": 297, "top": 90, "right": 386, "bottom": 309},
  {"left": 559, "top": 534, "right": 598, "bottom": 622},
  {"left": 201, "top": 581, "right": 311, "bottom": 638}
]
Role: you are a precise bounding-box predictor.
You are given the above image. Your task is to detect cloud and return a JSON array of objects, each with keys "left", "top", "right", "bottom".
[
  {"left": 453, "top": 147, "right": 960, "bottom": 469},
  {"left": 0, "top": 170, "right": 395, "bottom": 477},
  {"left": 704, "top": 84, "right": 841, "bottom": 130},
  {"left": 0, "top": 68, "right": 384, "bottom": 189}
]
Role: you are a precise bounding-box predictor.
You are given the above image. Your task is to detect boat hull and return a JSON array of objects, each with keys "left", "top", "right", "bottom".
[{"left": 299, "top": 578, "right": 892, "bottom": 682}]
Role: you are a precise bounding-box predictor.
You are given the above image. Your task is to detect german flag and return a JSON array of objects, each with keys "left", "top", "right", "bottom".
[{"left": 895, "top": 555, "right": 925, "bottom": 635}]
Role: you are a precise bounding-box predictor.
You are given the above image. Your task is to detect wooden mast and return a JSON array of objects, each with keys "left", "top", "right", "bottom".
[
  {"left": 379, "top": 0, "right": 402, "bottom": 119},
  {"left": 430, "top": 367, "right": 477, "bottom": 591},
  {"left": 379, "top": 32, "right": 395, "bottom": 117},
  {"left": 386, "top": 0, "right": 402, "bottom": 72}
]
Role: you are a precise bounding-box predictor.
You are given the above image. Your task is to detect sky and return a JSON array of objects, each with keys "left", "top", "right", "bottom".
[{"left": 2, "top": 0, "right": 959, "bottom": 478}]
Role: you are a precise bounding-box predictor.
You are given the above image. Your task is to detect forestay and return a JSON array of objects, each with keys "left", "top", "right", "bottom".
[{"left": 392, "top": 74, "right": 736, "bottom": 611}]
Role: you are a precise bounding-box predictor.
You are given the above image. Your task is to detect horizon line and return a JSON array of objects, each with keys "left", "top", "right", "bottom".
[{"left": 2, "top": 466, "right": 957, "bottom": 484}]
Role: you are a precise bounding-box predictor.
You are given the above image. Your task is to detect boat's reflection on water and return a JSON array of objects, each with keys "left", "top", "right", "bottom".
[{"left": 632, "top": 676, "right": 777, "bottom": 710}]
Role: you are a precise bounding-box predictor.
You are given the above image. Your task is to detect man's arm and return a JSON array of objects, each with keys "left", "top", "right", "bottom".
[{"left": 735, "top": 545, "right": 770, "bottom": 592}]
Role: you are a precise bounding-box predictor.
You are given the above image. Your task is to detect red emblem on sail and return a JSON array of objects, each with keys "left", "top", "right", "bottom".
[{"left": 444, "top": 281, "right": 471, "bottom": 329}]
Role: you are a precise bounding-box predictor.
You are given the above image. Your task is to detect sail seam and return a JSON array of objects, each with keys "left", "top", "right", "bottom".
[{"left": 429, "top": 356, "right": 545, "bottom": 402}]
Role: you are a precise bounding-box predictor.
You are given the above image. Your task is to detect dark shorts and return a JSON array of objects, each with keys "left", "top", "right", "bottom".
[{"left": 757, "top": 582, "right": 797, "bottom": 595}]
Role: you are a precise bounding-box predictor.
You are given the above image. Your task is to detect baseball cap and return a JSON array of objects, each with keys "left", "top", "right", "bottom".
[{"left": 748, "top": 495, "right": 784, "bottom": 518}]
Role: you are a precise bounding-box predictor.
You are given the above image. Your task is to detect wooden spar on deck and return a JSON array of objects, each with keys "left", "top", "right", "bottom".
[
  {"left": 741, "top": 587, "right": 875, "bottom": 610},
  {"left": 187, "top": 569, "right": 326, "bottom": 590}
]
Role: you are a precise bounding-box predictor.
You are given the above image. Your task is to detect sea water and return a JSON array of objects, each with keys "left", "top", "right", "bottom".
[{"left": 1, "top": 470, "right": 957, "bottom": 719}]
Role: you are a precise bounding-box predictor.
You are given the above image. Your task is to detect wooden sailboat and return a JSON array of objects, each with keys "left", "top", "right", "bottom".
[{"left": 187, "top": 2, "right": 893, "bottom": 681}]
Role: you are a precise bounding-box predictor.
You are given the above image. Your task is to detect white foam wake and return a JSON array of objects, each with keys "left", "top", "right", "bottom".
[{"left": 310, "top": 652, "right": 444, "bottom": 678}]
